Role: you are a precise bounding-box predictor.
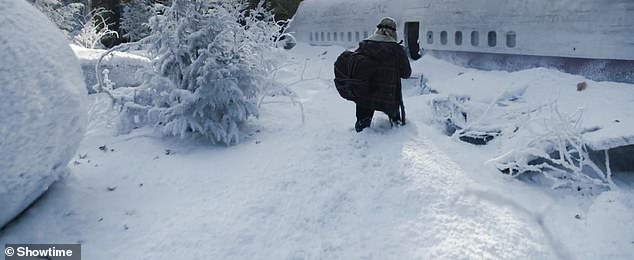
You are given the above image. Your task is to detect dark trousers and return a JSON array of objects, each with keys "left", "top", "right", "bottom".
[
  {"left": 356, "top": 103, "right": 375, "bottom": 122},
  {"left": 356, "top": 103, "right": 401, "bottom": 125}
]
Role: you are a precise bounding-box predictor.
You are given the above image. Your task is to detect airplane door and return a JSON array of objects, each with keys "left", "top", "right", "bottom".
[{"left": 404, "top": 22, "right": 422, "bottom": 60}]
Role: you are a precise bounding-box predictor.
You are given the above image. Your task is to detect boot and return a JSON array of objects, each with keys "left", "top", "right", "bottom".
[
  {"left": 389, "top": 111, "right": 402, "bottom": 127},
  {"left": 355, "top": 118, "right": 372, "bottom": 132}
]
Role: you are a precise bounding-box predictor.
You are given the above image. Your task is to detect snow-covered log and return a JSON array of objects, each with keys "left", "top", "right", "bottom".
[{"left": 0, "top": 0, "right": 87, "bottom": 227}]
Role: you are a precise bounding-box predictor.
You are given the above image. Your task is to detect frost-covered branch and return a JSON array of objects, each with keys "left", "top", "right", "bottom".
[
  {"left": 486, "top": 102, "right": 613, "bottom": 191},
  {"left": 73, "top": 7, "right": 119, "bottom": 49},
  {"left": 432, "top": 90, "right": 614, "bottom": 192},
  {"left": 93, "top": 41, "right": 146, "bottom": 101}
]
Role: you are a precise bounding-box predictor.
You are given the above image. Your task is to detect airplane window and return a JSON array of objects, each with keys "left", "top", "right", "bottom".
[
  {"left": 427, "top": 31, "right": 433, "bottom": 44},
  {"left": 364, "top": 31, "right": 368, "bottom": 39},
  {"left": 321, "top": 32, "right": 324, "bottom": 41},
  {"left": 488, "top": 31, "right": 496, "bottom": 47},
  {"left": 327, "top": 32, "right": 331, "bottom": 41},
  {"left": 356, "top": 32, "right": 360, "bottom": 41},
  {"left": 440, "top": 31, "right": 447, "bottom": 45},
  {"left": 348, "top": 32, "right": 352, "bottom": 42},
  {"left": 506, "top": 31, "right": 516, "bottom": 48},
  {"left": 471, "top": 31, "right": 479, "bottom": 46},
  {"left": 315, "top": 32, "right": 319, "bottom": 41},
  {"left": 455, "top": 31, "right": 463, "bottom": 46},
  {"left": 340, "top": 32, "right": 344, "bottom": 41},
  {"left": 309, "top": 32, "right": 313, "bottom": 41},
  {"left": 334, "top": 32, "right": 338, "bottom": 41}
]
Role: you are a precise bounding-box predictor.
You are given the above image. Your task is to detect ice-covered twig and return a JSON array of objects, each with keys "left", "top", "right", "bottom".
[
  {"left": 604, "top": 149, "right": 617, "bottom": 189},
  {"left": 94, "top": 41, "right": 144, "bottom": 104},
  {"left": 257, "top": 61, "right": 306, "bottom": 124},
  {"left": 488, "top": 102, "right": 611, "bottom": 191}
]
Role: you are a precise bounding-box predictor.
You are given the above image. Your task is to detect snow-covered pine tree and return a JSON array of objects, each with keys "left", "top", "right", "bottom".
[
  {"left": 120, "top": 0, "right": 285, "bottom": 145},
  {"left": 29, "top": 0, "right": 84, "bottom": 35},
  {"left": 120, "top": 0, "right": 154, "bottom": 42}
]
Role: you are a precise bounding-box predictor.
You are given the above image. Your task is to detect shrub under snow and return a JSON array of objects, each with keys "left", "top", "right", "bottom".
[
  {"left": 72, "top": 7, "right": 119, "bottom": 49},
  {"left": 117, "top": 0, "right": 287, "bottom": 145},
  {"left": 486, "top": 103, "right": 612, "bottom": 191},
  {"left": 432, "top": 90, "right": 612, "bottom": 192},
  {"left": 29, "top": 0, "right": 83, "bottom": 35},
  {"left": 0, "top": 0, "right": 87, "bottom": 227}
]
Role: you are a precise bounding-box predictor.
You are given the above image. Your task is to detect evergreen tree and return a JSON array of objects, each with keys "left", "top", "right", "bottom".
[
  {"left": 247, "top": 0, "right": 302, "bottom": 22},
  {"left": 120, "top": 0, "right": 154, "bottom": 41},
  {"left": 121, "top": 0, "right": 285, "bottom": 145},
  {"left": 266, "top": 0, "right": 302, "bottom": 22},
  {"left": 29, "top": 0, "right": 84, "bottom": 35}
]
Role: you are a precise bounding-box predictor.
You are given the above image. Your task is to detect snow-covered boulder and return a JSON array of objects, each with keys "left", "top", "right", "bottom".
[{"left": 0, "top": 0, "right": 87, "bottom": 227}]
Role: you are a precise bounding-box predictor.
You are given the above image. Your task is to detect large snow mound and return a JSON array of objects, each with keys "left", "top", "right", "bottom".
[{"left": 0, "top": 0, "right": 87, "bottom": 227}]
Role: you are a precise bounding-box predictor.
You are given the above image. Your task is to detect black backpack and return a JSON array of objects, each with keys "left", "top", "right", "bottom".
[{"left": 333, "top": 51, "right": 378, "bottom": 101}]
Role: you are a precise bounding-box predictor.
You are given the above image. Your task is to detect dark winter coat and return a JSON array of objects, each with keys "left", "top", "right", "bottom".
[{"left": 355, "top": 38, "right": 412, "bottom": 115}]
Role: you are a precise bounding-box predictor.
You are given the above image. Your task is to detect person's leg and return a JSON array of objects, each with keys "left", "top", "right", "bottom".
[
  {"left": 388, "top": 108, "right": 402, "bottom": 126},
  {"left": 355, "top": 103, "right": 374, "bottom": 132}
]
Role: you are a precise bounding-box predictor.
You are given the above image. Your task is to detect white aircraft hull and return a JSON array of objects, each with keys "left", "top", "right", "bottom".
[{"left": 286, "top": 0, "right": 634, "bottom": 82}]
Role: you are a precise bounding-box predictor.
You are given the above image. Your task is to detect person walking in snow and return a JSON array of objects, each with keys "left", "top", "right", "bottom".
[{"left": 354, "top": 17, "right": 412, "bottom": 132}]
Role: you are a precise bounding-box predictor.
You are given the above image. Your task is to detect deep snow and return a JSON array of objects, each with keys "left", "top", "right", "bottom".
[
  {"left": 0, "top": 0, "right": 87, "bottom": 228},
  {"left": 1, "top": 43, "right": 633, "bottom": 259},
  {"left": 70, "top": 44, "right": 151, "bottom": 92}
]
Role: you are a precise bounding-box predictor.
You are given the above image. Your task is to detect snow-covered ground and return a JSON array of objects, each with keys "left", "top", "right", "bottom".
[
  {"left": 70, "top": 44, "right": 151, "bottom": 92},
  {"left": 1, "top": 43, "right": 633, "bottom": 259}
]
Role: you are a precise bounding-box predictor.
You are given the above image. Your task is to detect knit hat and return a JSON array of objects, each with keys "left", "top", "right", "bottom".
[{"left": 377, "top": 17, "right": 397, "bottom": 31}]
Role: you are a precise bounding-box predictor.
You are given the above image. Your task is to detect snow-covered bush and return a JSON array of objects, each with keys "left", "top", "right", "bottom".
[
  {"left": 431, "top": 88, "right": 612, "bottom": 192},
  {"left": 487, "top": 103, "right": 611, "bottom": 191},
  {"left": 432, "top": 95, "right": 471, "bottom": 135},
  {"left": 118, "top": 0, "right": 287, "bottom": 145},
  {"left": 73, "top": 7, "right": 119, "bottom": 49},
  {"left": 0, "top": 0, "right": 87, "bottom": 227},
  {"left": 120, "top": 0, "right": 155, "bottom": 42},
  {"left": 30, "top": 0, "right": 84, "bottom": 35},
  {"left": 30, "top": 0, "right": 118, "bottom": 48},
  {"left": 432, "top": 94, "right": 502, "bottom": 145},
  {"left": 417, "top": 74, "right": 435, "bottom": 95}
]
